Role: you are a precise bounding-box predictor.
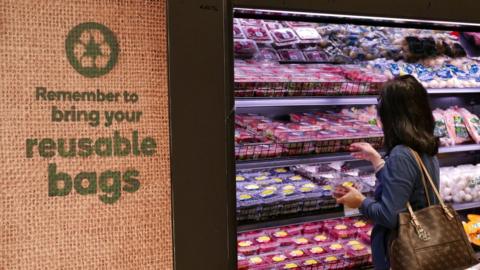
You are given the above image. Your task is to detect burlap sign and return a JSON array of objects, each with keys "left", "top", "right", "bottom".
[{"left": 0, "top": 0, "right": 172, "bottom": 269}]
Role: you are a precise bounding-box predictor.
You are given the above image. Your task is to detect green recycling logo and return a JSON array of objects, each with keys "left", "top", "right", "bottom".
[{"left": 65, "top": 22, "right": 119, "bottom": 78}]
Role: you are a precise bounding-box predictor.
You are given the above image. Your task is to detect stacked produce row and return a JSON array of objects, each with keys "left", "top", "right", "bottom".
[
  {"left": 238, "top": 217, "right": 373, "bottom": 270},
  {"left": 235, "top": 106, "right": 383, "bottom": 160},
  {"left": 237, "top": 165, "right": 375, "bottom": 222},
  {"left": 235, "top": 106, "right": 480, "bottom": 160}
]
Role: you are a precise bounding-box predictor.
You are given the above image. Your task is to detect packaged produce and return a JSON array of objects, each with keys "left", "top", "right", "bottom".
[
  {"left": 238, "top": 239, "right": 259, "bottom": 256},
  {"left": 270, "top": 28, "right": 299, "bottom": 46},
  {"left": 293, "top": 27, "right": 321, "bottom": 42},
  {"left": 457, "top": 107, "right": 480, "bottom": 143},
  {"left": 243, "top": 26, "right": 273, "bottom": 43},
  {"left": 440, "top": 164, "right": 480, "bottom": 203},
  {"left": 433, "top": 109, "right": 455, "bottom": 146},
  {"left": 233, "top": 25, "right": 245, "bottom": 39},
  {"left": 234, "top": 39, "right": 259, "bottom": 58},
  {"left": 278, "top": 49, "right": 306, "bottom": 62},
  {"left": 444, "top": 108, "right": 473, "bottom": 145}
]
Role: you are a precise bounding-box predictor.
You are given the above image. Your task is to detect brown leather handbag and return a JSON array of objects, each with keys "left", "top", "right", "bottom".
[{"left": 389, "top": 149, "right": 478, "bottom": 270}]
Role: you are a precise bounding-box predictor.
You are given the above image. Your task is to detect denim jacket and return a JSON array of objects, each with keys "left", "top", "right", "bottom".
[{"left": 359, "top": 145, "right": 439, "bottom": 270}]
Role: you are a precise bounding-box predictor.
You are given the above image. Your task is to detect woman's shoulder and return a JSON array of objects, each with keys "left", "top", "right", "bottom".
[{"left": 389, "top": 145, "right": 415, "bottom": 159}]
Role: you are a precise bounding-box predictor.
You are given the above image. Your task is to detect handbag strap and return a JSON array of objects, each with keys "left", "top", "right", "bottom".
[
  {"left": 407, "top": 148, "right": 454, "bottom": 220},
  {"left": 410, "top": 151, "right": 432, "bottom": 206}
]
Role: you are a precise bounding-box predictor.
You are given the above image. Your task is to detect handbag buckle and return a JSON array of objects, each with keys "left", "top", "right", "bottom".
[{"left": 410, "top": 220, "right": 431, "bottom": 241}]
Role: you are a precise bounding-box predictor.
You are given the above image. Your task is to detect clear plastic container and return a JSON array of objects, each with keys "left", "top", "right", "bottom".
[
  {"left": 326, "top": 242, "right": 346, "bottom": 253},
  {"left": 243, "top": 26, "right": 272, "bottom": 43},
  {"left": 259, "top": 241, "right": 280, "bottom": 253},
  {"left": 293, "top": 27, "right": 321, "bottom": 42},
  {"left": 237, "top": 254, "right": 249, "bottom": 270},
  {"left": 345, "top": 242, "right": 371, "bottom": 261},
  {"left": 234, "top": 39, "right": 259, "bottom": 58},
  {"left": 329, "top": 223, "right": 357, "bottom": 239},
  {"left": 286, "top": 248, "right": 307, "bottom": 260},
  {"left": 238, "top": 240, "right": 259, "bottom": 256},
  {"left": 245, "top": 255, "right": 267, "bottom": 269},
  {"left": 270, "top": 28, "right": 299, "bottom": 46},
  {"left": 305, "top": 244, "right": 329, "bottom": 256},
  {"left": 292, "top": 236, "right": 311, "bottom": 246},
  {"left": 302, "top": 222, "right": 323, "bottom": 235},
  {"left": 272, "top": 229, "right": 293, "bottom": 246},
  {"left": 312, "top": 233, "right": 333, "bottom": 245},
  {"left": 278, "top": 49, "right": 306, "bottom": 62}
]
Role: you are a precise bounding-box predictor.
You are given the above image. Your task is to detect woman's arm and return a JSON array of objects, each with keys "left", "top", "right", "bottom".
[{"left": 359, "top": 155, "right": 416, "bottom": 229}]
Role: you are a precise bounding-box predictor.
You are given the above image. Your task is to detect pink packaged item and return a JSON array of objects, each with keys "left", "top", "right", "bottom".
[
  {"left": 444, "top": 108, "right": 473, "bottom": 144},
  {"left": 433, "top": 109, "right": 455, "bottom": 146},
  {"left": 233, "top": 25, "right": 245, "bottom": 39},
  {"left": 283, "top": 225, "right": 302, "bottom": 236},
  {"left": 246, "top": 254, "right": 268, "bottom": 269},
  {"left": 259, "top": 241, "right": 280, "bottom": 253},
  {"left": 345, "top": 242, "right": 371, "bottom": 261},
  {"left": 284, "top": 21, "right": 315, "bottom": 28},
  {"left": 286, "top": 247, "right": 307, "bottom": 260},
  {"left": 305, "top": 244, "right": 329, "bottom": 256},
  {"left": 278, "top": 49, "right": 306, "bottom": 62},
  {"left": 272, "top": 229, "right": 294, "bottom": 246},
  {"left": 265, "top": 22, "right": 283, "bottom": 30},
  {"left": 234, "top": 39, "right": 259, "bottom": 58},
  {"left": 303, "top": 222, "right": 323, "bottom": 235},
  {"left": 270, "top": 28, "right": 299, "bottom": 46},
  {"left": 312, "top": 233, "right": 333, "bottom": 244},
  {"left": 263, "top": 251, "right": 289, "bottom": 265},
  {"left": 303, "top": 50, "right": 329, "bottom": 62},
  {"left": 240, "top": 19, "right": 265, "bottom": 26},
  {"left": 237, "top": 254, "right": 249, "bottom": 270},
  {"left": 292, "top": 236, "right": 311, "bottom": 246},
  {"left": 243, "top": 26, "right": 273, "bottom": 43},
  {"left": 238, "top": 240, "right": 259, "bottom": 256},
  {"left": 256, "top": 47, "right": 280, "bottom": 61},
  {"left": 329, "top": 223, "right": 357, "bottom": 239},
  {"left": 457, "top": 107, "right": 480, "bottom": 143}
]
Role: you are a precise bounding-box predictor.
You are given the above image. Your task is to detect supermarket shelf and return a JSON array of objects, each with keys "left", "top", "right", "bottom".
[
  {"left": 235, "top": 96, "right": 378, "bottom": 108},
  {"left": 439, "top": 144, "right": 480, "bottom": 154},
  {"left": 237, "top": 201, "right": 480, "bottom": 232},
  {"left": 453, "top": 201, "right": 480, "bottom": 211},
  {"left": 237, "top": 144, "right": 480, "bottom": 170},
  {"left": 237, "top": 207, "right": 361, "bottom": 232},
  {"left": 427, "top": 88, "right": 480, "bottom": 94},
  {"left": 236, "top": 152, "right": 358, "bottom": 170}
]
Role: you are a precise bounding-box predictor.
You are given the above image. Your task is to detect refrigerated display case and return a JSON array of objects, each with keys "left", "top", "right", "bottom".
[
  {"left": 233, "top": 8, "right": 480, "bottom": 270},
  {"left": 169, "top": 1, "right": 480, "bottom": 269}
]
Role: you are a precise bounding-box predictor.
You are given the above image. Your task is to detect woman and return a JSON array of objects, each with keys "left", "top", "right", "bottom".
[{"left": 336, "top": 75, "right": 440, "bottom": 270}]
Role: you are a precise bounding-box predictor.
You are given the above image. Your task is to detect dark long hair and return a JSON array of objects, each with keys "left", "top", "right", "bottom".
[{"left": 378, "top": 75, "right": 439, "bottom": 156}]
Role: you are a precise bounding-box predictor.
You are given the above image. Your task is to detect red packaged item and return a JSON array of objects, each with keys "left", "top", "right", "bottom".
[
  {"left": 278, "top": 49, "right": 306, "bottom": 62},
  {"left": 303, "top": 50, "right": 329, "bottom": 62},
  {"left": 238, "top": 240, "right": 259, "bottom": 256},
  {"left": 284, "top": 21, "right": 315, "bottom": 28},
  {"left": 270, "top": 28, "right": 299, "bottom": 46},
  {"left": 234, "top": 39, "right": 259, "bottom": 58},
  {"left": 243, "top": 26, "right": 272, "bottom": 43}
]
